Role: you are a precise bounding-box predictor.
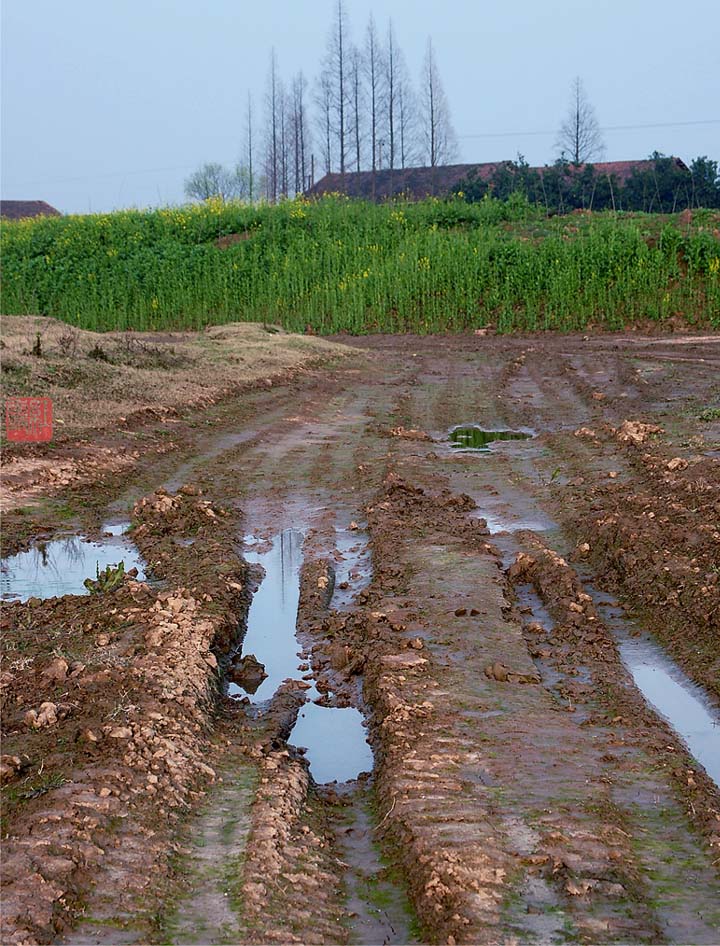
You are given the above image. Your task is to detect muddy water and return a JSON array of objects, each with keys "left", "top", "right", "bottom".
[
  {"left": 0, "top": 525, "right": 145, "bottom": 602},
  {"left": 232, "top": 529, "right": 373, "bottom": 784},
  {"left": 588, "top": 589, "right": 720, "bottom": 789}
]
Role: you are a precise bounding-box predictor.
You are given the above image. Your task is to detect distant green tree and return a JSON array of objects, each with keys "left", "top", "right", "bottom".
[
  {"left": 622, "top": 153, "right": 692, "bottom": 213},
  {"left": 689, "top": 156, "right": 720, "bottom": 208},
  {"left": 455, "top": 153, "right": 718, "bottom": 215}
]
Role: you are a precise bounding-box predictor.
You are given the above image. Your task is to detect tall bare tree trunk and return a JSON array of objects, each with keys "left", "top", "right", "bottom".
[
  {"left": 337, "top": 0, "right": 346, "bottom": 174},
  {"left": 265, "top": 49, "right": 279, "bottom": 202},
  {"left": 279, "top": 85, "right": 289, "bottom": 197},
  {"left": 350, "top": 46, "right": 362, "bottom": 171},
  {"left": 291, "top": 72, "right": 310, "bottom": 195},
  {"left": 246, "top": 92, "right": 254, "bottom": 202},
  {"left": 420, "top": 38, "right": 457, "bottom": 168},
  {"left": 365, "top": 15, "right": 381, "bottom": 173},
  {"left": 315, "top": 70, "right": 333, "bottom": 175},
  {"left": 386, "top": 21, "right": 397, "bottom": 170}
]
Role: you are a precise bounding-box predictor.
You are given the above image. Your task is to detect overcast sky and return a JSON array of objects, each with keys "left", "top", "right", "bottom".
[{"left": 2, "top": 0, "right": 719, "bottom": 214}]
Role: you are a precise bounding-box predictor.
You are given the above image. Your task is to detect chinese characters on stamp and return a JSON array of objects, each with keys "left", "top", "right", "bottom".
[{"left": 5, "top": 397, "right": 53, "bottom": 442}]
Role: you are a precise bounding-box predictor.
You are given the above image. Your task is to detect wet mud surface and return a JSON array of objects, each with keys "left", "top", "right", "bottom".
[{"left": 2, "top": 331, "right": 720, "bottom": 944}]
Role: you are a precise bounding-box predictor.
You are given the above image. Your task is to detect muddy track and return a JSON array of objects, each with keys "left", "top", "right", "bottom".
[{"left": 2, "top": 332, "right": 719, "bottom": 945}]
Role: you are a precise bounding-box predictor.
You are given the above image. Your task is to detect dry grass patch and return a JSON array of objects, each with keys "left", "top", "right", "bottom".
[{"left": 1, "top": 315, "right": 353, "bottom": 441}]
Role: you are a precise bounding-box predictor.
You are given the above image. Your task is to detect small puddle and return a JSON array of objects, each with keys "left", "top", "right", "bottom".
[
  {"left": 585, "top": 585, "right": 720, "bottom": 789},
  {"left": 449, "top": 426, "right": 532, "bottom": 451},
  {"left": 480, "top": 509, "right": 555, "bottom": 535},
  {"left": 0, "top": 525, "right": 146, "bottom": 602},
  {"left": 232, "top": 529, "right": 373, "bottom": 784},
  {"left": 292, "top": 704, "right": 373, "bottom": 784}
]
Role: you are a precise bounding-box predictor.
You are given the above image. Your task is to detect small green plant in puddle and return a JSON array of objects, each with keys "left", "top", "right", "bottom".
[
  {"left": 84, "top": 560, "right": 126, "bottom": 593},
  {"left": 698, "top": 407, "right": 720, "bottom": 421},
  {"left": 449, "top": 426, "right": 532, "bottom": 451}
]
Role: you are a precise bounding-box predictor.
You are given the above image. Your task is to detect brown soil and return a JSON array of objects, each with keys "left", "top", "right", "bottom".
[{"left": 2, "top": 330, "right": 719, "bottom": 945}]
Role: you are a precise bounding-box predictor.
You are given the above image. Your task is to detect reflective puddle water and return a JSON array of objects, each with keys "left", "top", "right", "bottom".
[
  {"left": 291, "top": 704, "right": 373, "bottom": 784},
  {"left": 449, "top": 426, "right": 532, "bottom": 451},
  {"left": 231, "top": 529, "right": 305, "bottom": 702},
  {"left": 587, "top": 587, "right": 720, "bottom": 789},
  {"left": 232, "top": 529, "right": 373, "bottom": 783},
  {"left": 0, "top": 525, "right": 145, "bottom": 602},
  {"left": 480, "top": 509, "right": 555, "bottom": 535}
]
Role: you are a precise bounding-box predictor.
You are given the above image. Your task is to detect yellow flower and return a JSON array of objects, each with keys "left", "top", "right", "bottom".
[{"left": 709, "top": 257, "right": 720, "bottom": 275}]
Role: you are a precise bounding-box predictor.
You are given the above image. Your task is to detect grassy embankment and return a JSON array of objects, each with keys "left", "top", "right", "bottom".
[{"left": 2, "top": 196, "right": 719, "bottom": 333}]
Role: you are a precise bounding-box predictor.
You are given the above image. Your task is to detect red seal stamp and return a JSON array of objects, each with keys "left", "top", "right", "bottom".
[{"left": 5, "top": 397, "right": 53, "bottom": 442}]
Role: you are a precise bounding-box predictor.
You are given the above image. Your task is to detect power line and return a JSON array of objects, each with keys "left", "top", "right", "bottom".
[
  {"left": 9, "top": 120, "right": 718, "bottom": 187},
  {"left": 458, "top": 118, "right": 720, "bottom": 139}
]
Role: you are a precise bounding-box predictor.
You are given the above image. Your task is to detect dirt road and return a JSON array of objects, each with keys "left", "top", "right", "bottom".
[{"left": 2, "top": 332, "right": 719, "bottom": 945}]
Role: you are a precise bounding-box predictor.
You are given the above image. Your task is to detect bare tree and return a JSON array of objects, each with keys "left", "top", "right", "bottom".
[
  {"left": 395, "top": 46, "right": 418, "bottom": 168},
  {"left": 278, "top": 82, "right": 289, "bottom": 197},
  {"left": 557, "top": 77, "right": 604, "bottom": 165},
  {"left": 264, "top": 49, "right": 280, "bottom": 201},
  {"left": 184, "top": 163, "right": 231, "bottom": 201},
  {"left": 420, "top": 38, "right": 458, "bottom": 167},
  {"left": 323, "top": 0, "right": 349, "bottom": 174},
  {"left": 245, "top": 92, "right": 254, "bottom": 202},
  {"left": 315, "top": 68, "right": 333, "bottom": 175},
  {"left": 290, "top": 72, "right": 310, "bottom": 194},
  {"left": 349, "top": 45, "right": 364, "bottom": 171},
  {"left": 384, "top": 20, "right": 399, "bottom": 169},
  {"left": 364, "top": 14, "right": 383, "bottom": 172}
]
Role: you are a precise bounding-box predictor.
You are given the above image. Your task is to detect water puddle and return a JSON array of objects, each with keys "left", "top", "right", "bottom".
[
  {"left": 102, "top": 521, "right": 130, "bottom": 536},
  {"left": 230, "top": 529, "right": 305, "bottom": 702},
  {"left": 0, "top": 526, "right": 146, "bottom": 602},
  {"left": 480, "top": 509, "right": 555, "bottom": 535},
  {"left": 585, "top": 585, "right": 720, "bottom": 789},
  {"left": 232, "top": 529, "right": 373, "bottom": 783},
  {"left": 449, "top": 426, "right": 532, "bottom": 451},
  {"left": 292, "top": 704, "right": 373, "bottom": 784}
]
